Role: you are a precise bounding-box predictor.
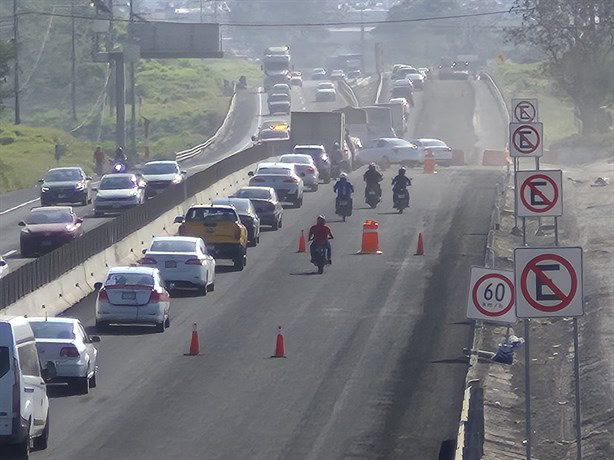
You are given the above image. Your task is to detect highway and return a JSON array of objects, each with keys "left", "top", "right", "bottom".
[{"left": 1, "top": 78, "right": 509, "bottom": 459}]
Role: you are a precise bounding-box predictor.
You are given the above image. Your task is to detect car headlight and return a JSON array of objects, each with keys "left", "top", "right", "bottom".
[
  {"left": 75, "top": 183, "right": 85, "bottom": 190},
  {"left": 41, "top": 186, "right": 50, "bottom": 192},
  {"left": 172, "top": 176, "right": 182, "bottom": 184}
]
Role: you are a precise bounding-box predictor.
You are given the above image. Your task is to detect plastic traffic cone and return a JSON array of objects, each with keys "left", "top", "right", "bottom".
[
  {"left": 415, "top": 232, "right": 424, "bottom": 256},
  {"left": 271, "top": 325, "right": 286, "bottom": 358},
  {"left": 359, "top": 220, "right": 383, "bottom": 254},
  {"left": 297, "top": 230, "right": 306, "bottom": 253},
  {"left": 184, "top": 323, "right": 200, "bottom": 356}
]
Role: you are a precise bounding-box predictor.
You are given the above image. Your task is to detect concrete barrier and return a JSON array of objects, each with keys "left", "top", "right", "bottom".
[
  {"left": 482, "top": 150, "right": 511, "bottom": 166},
  {"left": 0, "top": 156, "right": 275, "bottom": 320},
  {"left": 451, "top": 150, "right": 465, "bottom": 166}
]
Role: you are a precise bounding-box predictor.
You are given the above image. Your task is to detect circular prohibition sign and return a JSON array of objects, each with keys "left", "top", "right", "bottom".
[
  {"left": 471, "top": 273, "right": 515, "bottom": 317},
  {"left": 512, "top": 124, "right": 541, "bottom": 154},
  {"left": 520, "top": 254, "right": 578, "bottom": 313},
  {"left": 520, "top": 174, "right": 559, "bottom": 213}
]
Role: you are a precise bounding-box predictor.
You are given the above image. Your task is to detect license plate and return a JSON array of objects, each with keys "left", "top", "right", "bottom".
[
  {"left": 165, "top": 260, "right": 177, "bottom": 268},
  {"left": 338, "top": 200, "right": 348, "bottom": 206},
  {"left": 122, "top": 292, "right": 136, "bottom": 300},
  {"left": 41, "top": 240, "right": 52, "bottom": 246},
  {"left": 58, "top": 194, "right": 66, "bottom": 199},
  {"left": 368, "top": 191, "right": 376, "bottom": 196}
]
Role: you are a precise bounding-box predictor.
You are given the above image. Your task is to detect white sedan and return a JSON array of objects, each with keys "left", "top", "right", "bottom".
[
  {"left": 0, "top": 257, "right": 8, "bottom": 278},
  {"left": 139, "top": 236, "right": 215, "bottom": 295},
  {"left": 278, "top": 154, "right": 320, "bottom": 191},
  {"left": 410, "top": 138, "right": 453, "bottom": 166},
  {"left": 27, "top": 317, "right": 100, "bottom": 394},
  {"left": 95, "top": 266, "right": 171, "bottom": 332},
  {"left": 248, "top": 162, "right": 304, "bottom": 207},
  {"left": 356, "top": 138, "right": 421, "bottom": 166}
]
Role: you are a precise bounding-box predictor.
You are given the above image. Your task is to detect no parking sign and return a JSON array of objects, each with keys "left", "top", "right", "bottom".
[
  {"left": 466, "top": 267, "right": 516, "bottom": 324},
  {"left": 515, "top": 170, "right": 563, "bottom": 217}
]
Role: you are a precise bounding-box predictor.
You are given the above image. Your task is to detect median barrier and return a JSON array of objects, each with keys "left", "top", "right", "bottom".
[
  {"left": 0, "top": 141, "right": 283, "bottom": 312},
  {"left": 481, "top": 150, "right": 510, "bottom": 166},
  {"left": 451, "top": 149, "right": 465, "bottom": 166}
]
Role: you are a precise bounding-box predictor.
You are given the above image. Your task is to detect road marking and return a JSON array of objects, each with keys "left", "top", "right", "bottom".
[
  {"left": 2, "top": 250, "right": 17, "bottom": 258},
  {"left": 0, "top": 197, "right": 40, "bottom": 216}
]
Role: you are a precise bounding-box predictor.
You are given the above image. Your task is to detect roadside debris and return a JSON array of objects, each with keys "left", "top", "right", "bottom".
[{"left": 590, "top": 176, "right": 610, "bottom": 187}]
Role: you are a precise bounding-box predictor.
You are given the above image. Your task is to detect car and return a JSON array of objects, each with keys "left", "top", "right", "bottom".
[
  {"left": 317, "top": 82, "right": 335, "bottom": 91},
  {"left": 356, "top": 138, "right": 421, "bottom": 166},
  {"left": 347, "top": 69, "right": 361, "bottom": 79},
  {"left": 139, "top": 236, "right": 215, "bottom": 294},
  {"left": 93, "top": 173, "right": 145, "bottom": 216},
  {"left": 231, "top": 187, "right": 283, "bottom": 230},
  {"left": 391, "top": 65, "right": 418, "bottom": 80},
  {"left": 261, "top": 120, "right": 289, "bottom": 132},
  {"left": 27, "top": 317, "right": 100, "bottom": 394},
  {"left": 311, "top": 67, "right": 327, "bottom": 80},
  {"left": 267, "top": 93, "right": 291, "bottom": 115},
  {"left": 389, "top": 97, "right": 410, "bottom": 119},
  {"left": 211, "top": 198, "right": 261, "bottom": 246},
  {"left": 316, "top": 88, "right": 337, "bottom": 102},
  {"left": 175, "top": 205, "right": 248, "bottom": 270},
  {"left": 248, "top": 162, "right": 304, "bottom": 207},
  {"left": 278, "top": 154, "right": 320, "bottom": 191},
  {"left": 39, "top": 167, "right": 92, "bottom": 206},
  {"left": 94, "top": 266, "right": 171, "bottom": 332},
  {"left": 0, "top": 317, "right": 51, "bottom": 455},
  {"left": 0, "top": 257, "right": 8, "bottom": 279},
  {"left": 390, "top": 85, "right": 414, "bottom": 105},
  {"left": 289, "top": 73, "right": 303, "bottom": 86},
  {"left": 19, "top": 206, "right": 84, "bottom": 257},
  {"left": 270, "top": 83, "right": 291, "bottom": 96},
  {"left": 330, "top": 69, "right": 346, "bottom": 81},
  {"left": 392, "top": 78, "right": 415, "bottom": 89},
  {"left": 410, "top": 138, "right": 453, "bottom": 166},
  {"left": 257, "top": 127, "right": 290, "bottom": 142},
  {"left": 292, "top": 144, "right": 332, "bottom": 183},
  {"left": 405, "top": 72, "right": 425, "bottom": 90},
  {"left": 141, "top": 161, "right": 186, "bottom": 198},
  {"left": 418, "top": 67, "right": 430, "bottom": 79}
]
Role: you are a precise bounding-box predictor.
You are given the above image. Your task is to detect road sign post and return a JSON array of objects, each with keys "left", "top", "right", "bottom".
[
  {"left": 466, "top": 267, "right": 516, "bottom": 324},
  {"left": 509, "top": 122, "right": 544, "bottom": 158}
]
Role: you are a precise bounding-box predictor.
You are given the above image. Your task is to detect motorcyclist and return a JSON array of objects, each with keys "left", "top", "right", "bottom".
[
  {"left": 363, "top": 162, "right": 383, "bottom": 200},
  {"left": 391, "top": 167, "right": 411, "bottom": 192},
  {"left": 114, "top": 146, "right": 127, "bottom": 164},
  {"left": 93, "top": 146, "right": 105, "bottom": 176},
  {"left": 308, "top": 215, "right": 333, "bottom": 264},
  {"left": 334, "top": 172, "right": 354, "bottom": 205},
  {"left": 330, "top": 142, "right": 343, "bottom": 165}
]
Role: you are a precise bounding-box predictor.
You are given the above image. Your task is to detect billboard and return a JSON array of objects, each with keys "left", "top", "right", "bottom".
[{"left": 129, "top": 22, "right": 222, "bottom": 59}]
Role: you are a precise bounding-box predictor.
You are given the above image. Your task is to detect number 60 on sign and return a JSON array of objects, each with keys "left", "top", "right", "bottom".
[{"left": 466, "top": 267, "right": 517, "bottom": 324}]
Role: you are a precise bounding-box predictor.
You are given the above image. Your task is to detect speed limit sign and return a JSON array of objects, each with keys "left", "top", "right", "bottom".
[{"left": 466, "top": 267, "right": 517, "bottom": 324}]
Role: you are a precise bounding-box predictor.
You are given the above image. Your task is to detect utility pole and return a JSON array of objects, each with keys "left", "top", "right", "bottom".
[
  {"left": 107, "top": 0, "right": 114, "bottom": 117},
  {"left": 129, "top": 0, "right": 136, "bottom": 155},
  {"left": 71, "top": 0, "right": 77, "bottom": 121},
  {"left": 360, "top": 8, "right": 365, "bottom": 74},
  {"left": 13, "top": 0, "right": 20, "bottom": 124}
]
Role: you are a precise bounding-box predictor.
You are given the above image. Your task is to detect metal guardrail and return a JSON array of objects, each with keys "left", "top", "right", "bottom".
[
  {"left": 337, "top": 80, "right": 360, "bottom": 107},
  {"left": 478, "top": 72, "right": 509, "bottom": 147},
  {"left": 0, "top": 141, "right": 278, "bottom": 310}
]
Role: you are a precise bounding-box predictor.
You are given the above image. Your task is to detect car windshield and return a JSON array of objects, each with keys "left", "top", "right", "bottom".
[
  {"left": 26, "top": 209, "right": 73, "bottom": 224},
  {"left": 318, "top": 83, "right": 334, "bottom": 89},
  {"left": 234, "top": 189, "right": 271, "bottom": 200},
  {"left": 422, "top": 140, "right": 447, "bottom": 147},
  {"left": 29, "top": 321, "right": 76, "bottom": 340},
  {"left": 106, "top": 273, "right": 154, "bottom": 286},
  {"left": 185, "top": 208, "right": 236, "bottom": 222},
  {"left": 280, "top": 156, "right": 311, "bottom": 164},
  {"left": 100, "top": 177, "right": 136, "bottom": 190},
  {"left": 45, "top": 169, "right": 82, "bottom": 182},
  {"left": 269, "top": 94, "right": 289, "bottom": 103},
  {"left": 143, "top": 163, "right": 179, "bottom": 175},
  {"left": 213, "top": 199, "right": 250, "bottom": 213},
  {"left": 294, "top": 148, "right": 322, "bottom": 157},
  {"left": 260, "top": 130, "right": 286, "bottom": 139},
  {"left": 389, "top": 139, "right": 412, "bottom": 147},
  {"left": 150, "top": 240, "right": 196, "bottom": 253},
  {"left": 256, "top": 168, "right": 291, "bottom": 175}
]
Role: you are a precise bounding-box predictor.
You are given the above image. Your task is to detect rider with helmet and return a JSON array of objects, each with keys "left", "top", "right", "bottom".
[
  {"left": 308, "top": 215, "right": 334, "bottom": 264},
  {"left": 363, "top": 162, "right": 383, "bottom": 200},
  {"left": 391, "top": 167, "right": 411, "bottom": 191},
  {"left": 334, "top": 172, "right": 354, "bottom": 207},
  {"left": 114, "top": 146, "right": 127, "bottom": 163}
]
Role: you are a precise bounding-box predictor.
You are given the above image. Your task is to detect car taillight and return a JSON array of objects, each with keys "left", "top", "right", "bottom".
[
  {"left": 306, "top": 166, "right": 315, "bottom": 173},
  {"left": 284, "top": 178, "right": 299, "bottom": 183},
  {"left": 60, "top": 346, "right": 79, "bottom": 358},
  {"left": 98, "top": 288, "right": 108, "bottom": 301},
  {"left": 251, "top": 178, "right": 265, "bottom": 183},
  {"left": 185, "top": 258, "right": 204, "bottom": 265},
  {"left": 138, "top": 257, "right": 157, "bottom": 265},
  {"left": 149, "top": 290, "right": 169, "bottom": 302}
]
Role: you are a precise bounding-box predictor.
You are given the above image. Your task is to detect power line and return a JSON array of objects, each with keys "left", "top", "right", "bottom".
[{"left": 0, "top": 7, "right": 530, "bottom": 27}]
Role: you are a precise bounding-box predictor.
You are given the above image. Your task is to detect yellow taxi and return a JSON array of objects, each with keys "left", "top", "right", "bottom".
[{"left": 174, "top": 205, "right": 248, "bottom": 270}]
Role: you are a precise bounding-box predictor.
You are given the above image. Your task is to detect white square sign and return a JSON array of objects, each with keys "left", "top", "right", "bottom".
[
  {"left": 509, "top": 122, "right": 544, "bottom": 158},
  {"left": 515, "top": 170, "right": 563, "bottom": 217},
  {"left": 466, "top": 267, "right": 516, "bottom": 324},
  {"left": 514, "top": 247, "right": 584, "bottom": 318},
  {"left": 511, "top": 98, "right": 539, "bottom": 122}
]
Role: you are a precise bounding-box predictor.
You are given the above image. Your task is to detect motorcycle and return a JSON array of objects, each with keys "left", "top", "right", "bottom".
[
  {"left": 365, "top": 183, "right": 381, "bottom": 209},
  {"left": 335, "top": 196, "right": 352, "bottom": 222},
  {"left": 311, "top": 244, "right": 328, "bottom": 274},
  {"left": 110, "top": 159, "right": 127, "bottom": 174},
  {"left": 393, "top": 187, "right": 410, "bottom": 213}
]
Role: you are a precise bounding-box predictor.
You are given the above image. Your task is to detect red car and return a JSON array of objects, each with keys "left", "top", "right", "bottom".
[{"left": 19, "top": 206, "right": 84, "bottom": 257}]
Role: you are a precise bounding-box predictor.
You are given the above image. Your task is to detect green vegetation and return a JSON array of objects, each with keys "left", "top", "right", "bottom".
[{"left": 0, "top": 124, "right": 94, "bottom": 193}]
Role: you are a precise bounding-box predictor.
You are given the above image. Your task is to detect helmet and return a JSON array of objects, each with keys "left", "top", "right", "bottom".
[
  {"left": 317, "top": 215, "right": 326, "bottom": 224},
  {"left": 398, "top": 167, "right": 406, "bottom": 175},
  {"left": 334, "top": 142, "right": 340, "bottom": 148},
  {"left": 116, "top": 146, "right": 123, "bottom": 153},
  {"left": 368, "top": 163, "right": 376, "bottom": 170},
  {"left": 339, "top": 172, "right": 348, "bottom": 179}
]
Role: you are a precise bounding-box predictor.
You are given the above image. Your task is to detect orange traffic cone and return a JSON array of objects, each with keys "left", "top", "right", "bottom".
[
  {"left": 359, "top": 220, "right": 383, "bottom": 254},
  {"left": 415, "top": 232, "right": 424, "bottom": 255},
  {"left": 423, "top": 149, "right": 436, "bottom": 174},
  {"left": 271, "top": 325, "right": 286, "bottom": 358},
  {"left": 184, "top": 323, "right": 200, "bottom": 356},
  {"left": 297, "top": 230, "right": 306, "bottom": 253}
]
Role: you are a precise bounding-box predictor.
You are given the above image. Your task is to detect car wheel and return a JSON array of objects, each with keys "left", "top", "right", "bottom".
[
  {"left": 199, "top": 283, "right": 207, "bottom": 296},
  {"left": 311, "top": 184, "right": 319, "bottom": 191},
  {"left": 89, "top": 370, "right": 97, "bottom": 389},
  {"left": 155, "top": 318, "right": 166, "bottom": 333},
  {"left": 71, "top": 377, "right": 89, "bottom": 394},
  {"left": 207, "top": 282, "right": 215, "bottom": 292},
  {"left": 234, "top": 253, "right": 245, "bottom": 271},
  {"left": 271, "top": 219, "right": 279, "bottom": 230},
  {"left": 256, "top": 235, "right": 260, "bottom": 244},
  {"left": 17, "top": 420, "right": 31, "bottom": 457},
  {"left": 81, "top": 195, "right": 88, "bottom": 206},
  {"left": 165, "top": 315, "right": 171, "bottom": 328},
  {"left": 33, "top": 413, "right": 49, "bottom": 451}
]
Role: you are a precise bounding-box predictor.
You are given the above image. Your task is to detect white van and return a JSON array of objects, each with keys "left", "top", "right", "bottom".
[{"left": 0, "top": 316, "right": 51, "bottom": 457}]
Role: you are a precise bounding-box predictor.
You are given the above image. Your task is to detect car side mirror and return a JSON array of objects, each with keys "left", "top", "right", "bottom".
[
  {"left": 248, "top": 171, "right": 254, "bottom": 177},
  {"left": 42, "top": 362, "right": 57, "bottom": 382},
  {"left": 181, "top": 170, "right": 187, "bottom": 175},
  {"left": 89, "top": 335, "right": 101, "bottom": 343},
  {"left": 86, "top": 176, "right": 92, "bottom": 181},
  {"left": 76, "top": 217, "right": 84, "bottom": 224},
  {"left": 38, "top": 178, "right": 44, "bottom": 183},
  {"left": 18, "top": 221, "right": 26, "bottom": 227},
  {"left": 251, "top": 135, "right": 257, "bottom": 142},
  {"left": 94, "top": 282, "right": 103, "bottom": 290},
  {"left": 174, "top": 216, "right": 184, "bottom": 224}
]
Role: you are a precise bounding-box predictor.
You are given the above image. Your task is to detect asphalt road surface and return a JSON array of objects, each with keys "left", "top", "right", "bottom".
[{"left": 0, "top": 79, "right": 508, "bottom": 459}]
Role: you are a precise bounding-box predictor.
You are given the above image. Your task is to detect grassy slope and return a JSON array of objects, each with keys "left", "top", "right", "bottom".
[{"left": 489, "top": 61, "right": 579, "bottom": 148}]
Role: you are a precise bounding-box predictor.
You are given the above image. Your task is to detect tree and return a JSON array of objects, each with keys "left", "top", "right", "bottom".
[
  {"left": 508, "top": 0, "right": 614, "bottom": 134},
  {"left": 0, "top": 40, "right": 15, "bottom": 111}
]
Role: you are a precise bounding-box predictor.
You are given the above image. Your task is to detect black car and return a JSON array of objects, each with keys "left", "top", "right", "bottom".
[
  {"left": 39, "top": 167, "right": 92, "bottom": 206},
  {"left": 212, "top": 198, "right": 261, "bottom": 246},
  {"left": 231, "top": 187, "right": 283, "bottom": 230}
]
